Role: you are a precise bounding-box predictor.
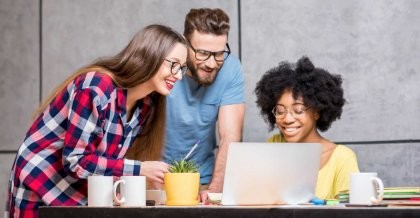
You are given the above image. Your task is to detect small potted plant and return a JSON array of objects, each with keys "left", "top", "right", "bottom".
[{"left": 164, "top": 159, "right": 200, "bottom": 206}]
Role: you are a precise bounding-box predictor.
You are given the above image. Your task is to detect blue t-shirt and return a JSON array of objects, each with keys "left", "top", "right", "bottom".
[{"left": 163, "top": 55, "right": 245, "bottom": 184}]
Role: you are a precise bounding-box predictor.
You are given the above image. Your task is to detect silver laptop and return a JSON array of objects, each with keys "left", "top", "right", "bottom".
[{"left": 221, "top": 142, "right": 321, "bottom": 205}]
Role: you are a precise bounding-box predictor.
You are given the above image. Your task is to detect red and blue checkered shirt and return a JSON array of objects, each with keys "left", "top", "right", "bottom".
[{"left": 7, "top": 71, "right": 152, "bottom": 217}]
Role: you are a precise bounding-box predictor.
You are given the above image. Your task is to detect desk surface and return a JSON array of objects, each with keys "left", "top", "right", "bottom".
[{"left": 39, "top": 205, "right": 420, "bottom": 218}]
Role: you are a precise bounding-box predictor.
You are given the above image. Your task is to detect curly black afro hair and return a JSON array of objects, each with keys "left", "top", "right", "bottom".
[{"left": 254, "top": 56, "right": 345, "bottom": 132}]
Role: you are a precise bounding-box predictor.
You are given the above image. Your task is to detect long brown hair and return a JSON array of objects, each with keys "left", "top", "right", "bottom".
[{"left": 33, "top": 24, "right": 186, "bottom": 161}]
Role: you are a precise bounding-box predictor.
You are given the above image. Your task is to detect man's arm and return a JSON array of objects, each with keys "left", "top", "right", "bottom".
[{"left": 200, "top": 103, "right": 245, "bottom": 201}]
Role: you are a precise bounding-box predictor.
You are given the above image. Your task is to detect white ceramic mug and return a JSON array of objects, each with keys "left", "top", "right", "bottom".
[
  {"left": 88, "top": 176, "right": 113, "bottom": 207},
  {"left": 350, "top": 172, "right": 384, "bottom": 205},
  {"left": 146, "top": 189, "right": 167, "bottom": 205},
  {"left": 113, "top": 176, "right": 146, "bottom": 206}
]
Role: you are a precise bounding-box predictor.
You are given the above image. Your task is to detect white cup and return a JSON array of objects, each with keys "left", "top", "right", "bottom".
[
  {"left": 113, "top": 176, "right": 146, "bottom": 206},
  {"left": 350, "top": 172, "right": 384, "bottom": 205},
  {"left": 88, "top": 176, "right": 113, "bottom": 207},
  {"left": 146, "top": 189, "right": 167, "bottom": 205}
]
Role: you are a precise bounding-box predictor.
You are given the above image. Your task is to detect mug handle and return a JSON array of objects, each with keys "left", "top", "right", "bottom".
[
  {"left": 113, "top": 179, "right": 126, "bottom": 204},
  {"left": 370, "top": 177, "right": 384, "bottom": 204}
]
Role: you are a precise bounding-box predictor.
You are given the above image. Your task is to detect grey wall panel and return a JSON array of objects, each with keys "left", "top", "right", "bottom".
[
  {"left": 0, "top": 154, "right": 18, "bottom": 217},
  {"left": 42, "top": 0, "right": 239, "bottom": 98},
  {"left": 350, "top": 143, "right": 420, "bottom": 186},
  {"left": 0, "top": 0, "right": 40, "bottom": 150},
  {"left": 241, "top": 0, "right": 420, "bottom": 142}
]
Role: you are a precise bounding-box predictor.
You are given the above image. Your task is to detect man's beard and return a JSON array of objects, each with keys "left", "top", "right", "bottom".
[{"left": 186, "top": 59, "right": 220, "bottom": 87}]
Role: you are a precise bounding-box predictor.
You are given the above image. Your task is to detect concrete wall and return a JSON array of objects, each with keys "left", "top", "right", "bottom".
[
  {"left": 1, "top": 0, "right": 419, "bottom": 214},
  {"left": 1, "top": 0, "right": 40, "bottom": 215}
]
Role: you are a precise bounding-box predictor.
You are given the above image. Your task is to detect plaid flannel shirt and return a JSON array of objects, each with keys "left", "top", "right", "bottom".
[{"left": 7, "top": 71, "right": 152, "bottom": 218}]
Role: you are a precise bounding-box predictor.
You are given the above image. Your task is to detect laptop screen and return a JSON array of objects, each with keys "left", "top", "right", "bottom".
[{"left": 221, "top": 142, "right": 321, "bottom": 205}]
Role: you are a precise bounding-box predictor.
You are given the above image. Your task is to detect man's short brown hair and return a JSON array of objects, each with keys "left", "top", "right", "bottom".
[{"left": 184, "top": 8, "right": 230, "bottom": 40}]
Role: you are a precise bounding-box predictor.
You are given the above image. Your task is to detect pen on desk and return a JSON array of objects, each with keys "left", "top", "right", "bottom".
[{"left": 183, "top": 140, "right": 200, "bottom": 161}]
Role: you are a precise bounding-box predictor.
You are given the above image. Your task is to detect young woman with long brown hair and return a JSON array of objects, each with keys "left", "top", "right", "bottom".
[{"left": 7, "top": 24, "right": 188, "bottom": 218}]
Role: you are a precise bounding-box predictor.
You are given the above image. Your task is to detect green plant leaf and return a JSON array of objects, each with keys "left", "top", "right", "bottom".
[{"left": 168, "top": 159, "right": 199, "bottom": 173}]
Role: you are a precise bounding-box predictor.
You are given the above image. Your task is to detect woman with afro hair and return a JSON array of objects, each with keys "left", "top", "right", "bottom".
[{"left": 254, "top": 56, "right": 359, "bottom": 199}]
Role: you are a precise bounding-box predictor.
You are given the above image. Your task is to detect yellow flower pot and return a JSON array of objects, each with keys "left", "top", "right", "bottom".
[{"left": 164, "top": 173, "right": 200, "bottom": 206}]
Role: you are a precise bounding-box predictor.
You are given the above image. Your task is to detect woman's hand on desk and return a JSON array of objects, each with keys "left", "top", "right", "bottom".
[{"left": 140, "top": 161, "right": 169, "bottom": 184}]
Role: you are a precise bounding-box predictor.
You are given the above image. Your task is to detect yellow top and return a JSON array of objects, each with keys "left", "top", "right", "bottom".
[{"left": 267, "top": 134, "right": 359, "bottom": 199}]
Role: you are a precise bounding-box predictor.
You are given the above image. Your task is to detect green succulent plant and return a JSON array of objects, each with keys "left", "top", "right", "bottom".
[{"left": 168, "top": 159, "right": 199, "bottom": 173}]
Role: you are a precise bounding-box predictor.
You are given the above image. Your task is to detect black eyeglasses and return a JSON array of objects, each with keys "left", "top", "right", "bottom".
[
  {"left": 164, "top": 59, "right": 188, "bottom": 76},
  {"left": 187, "top": 39, "right": 231, "bottom": 62}
]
